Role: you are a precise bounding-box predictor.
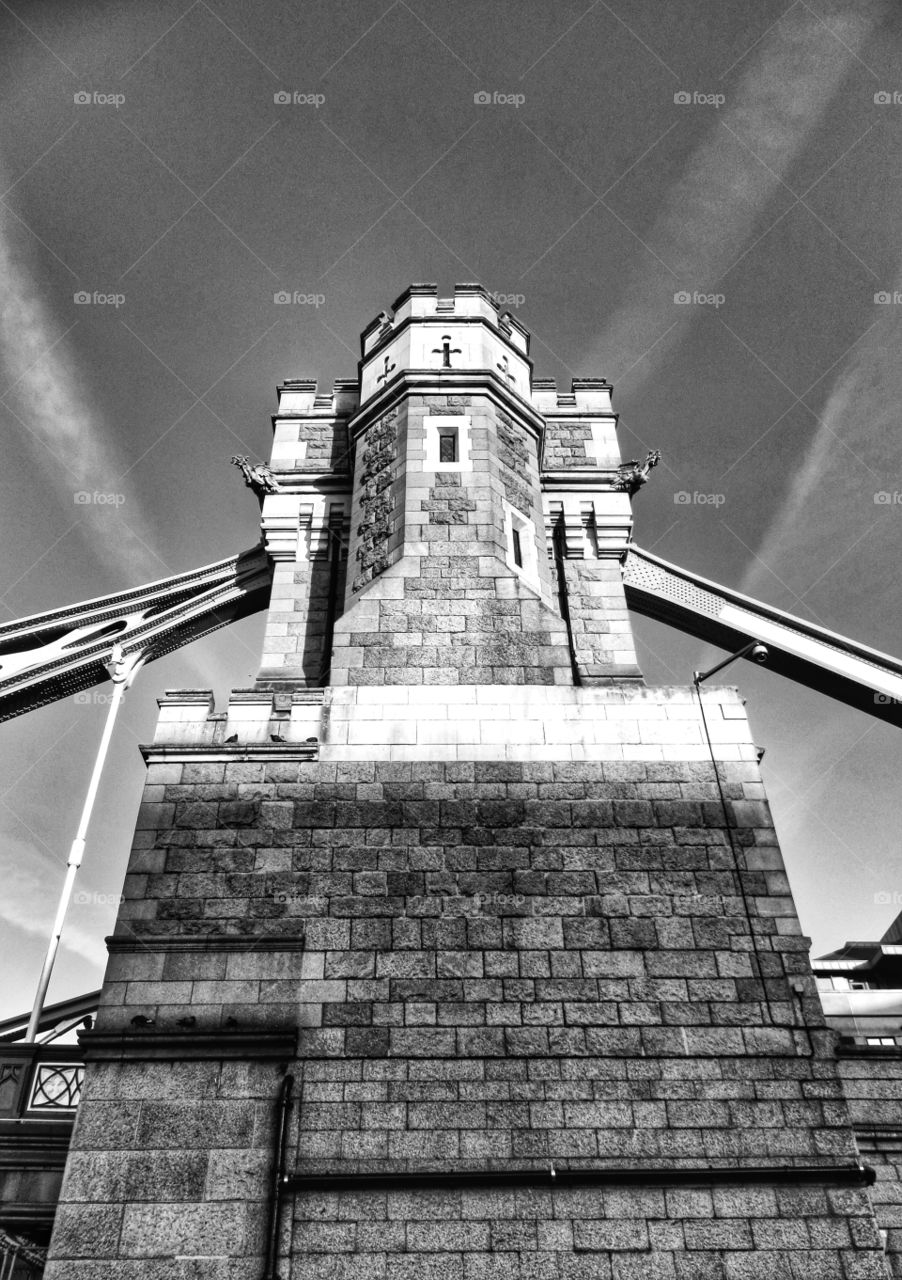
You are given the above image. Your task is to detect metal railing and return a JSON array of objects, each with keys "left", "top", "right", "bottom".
[{"left": 0, "top": 1045, "right": 84, "bottom": 1120}]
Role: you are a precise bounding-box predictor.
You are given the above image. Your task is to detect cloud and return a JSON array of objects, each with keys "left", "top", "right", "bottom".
[
  {"left": 0, "top": 196, "right": 161, "bottom": 582},
  {"left": 585, "top": 1, "right": 886, "bottom": 383},
  {"left": 740, "top": 296, "right": 902, "bottom": 620},
  {"left": 0, "top": 195, "right": 248, "bottom": 688}
]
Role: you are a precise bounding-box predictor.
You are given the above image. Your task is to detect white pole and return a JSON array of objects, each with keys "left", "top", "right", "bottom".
[{"left": 24, "top": 646, "right": 145, "bottom": 1043}]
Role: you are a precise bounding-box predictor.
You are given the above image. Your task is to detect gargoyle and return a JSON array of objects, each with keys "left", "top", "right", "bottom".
[
  {"left": 616, "top": 449, "right": 661, "bottom": 496},
  {"left": 231, "top": 455, "right": 283, "bottom": 499}
]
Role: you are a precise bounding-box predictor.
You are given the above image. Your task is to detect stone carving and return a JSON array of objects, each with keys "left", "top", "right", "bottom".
[
  {"left": 616, "top": 448, "right": 661, "bottom": 495},
  {"left": 29, "top": 1063, "right": 84, "bottom": 1111},
  {"left": 353, "top": 409, "right": 397, "bottom": 592},
  {"left": 497, "top": 411, "right": 533, "bottom": 516},
  {"left": 432, "top": 335, "right": 461, "bottom": 368},
  {"left": 231, "top": 455, "right": 283, "bottom": 497}
]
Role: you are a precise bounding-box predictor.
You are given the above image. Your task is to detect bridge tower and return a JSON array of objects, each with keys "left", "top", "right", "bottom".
[{"left": 46, "top": 285, "right": 886, "bottom": 1279}]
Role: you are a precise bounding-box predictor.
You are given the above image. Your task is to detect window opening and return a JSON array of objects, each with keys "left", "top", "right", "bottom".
[
  {"left": 439, "top": 430, "right": 457, "bottom": 463},
  {"left": 512, "top": 526, "right": 523, "bottom": 568}
]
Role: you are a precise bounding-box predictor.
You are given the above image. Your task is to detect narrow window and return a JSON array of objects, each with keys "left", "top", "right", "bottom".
[
  {"left": 439, "top": 429, "right": 457, "bottom": 463},
  {"left": 512, "top": 526, "right": 523, "bottom": 568}
]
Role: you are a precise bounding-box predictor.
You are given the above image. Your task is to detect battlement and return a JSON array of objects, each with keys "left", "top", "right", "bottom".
[
  {"left": 275, "top": 378, "right": 359, "bottom": 418},
  {"left": 532, "top": 376, "right": 615, "bottom": 415},
  {"left": 361, "top": 282, "right": 530, "bottom": 359}
]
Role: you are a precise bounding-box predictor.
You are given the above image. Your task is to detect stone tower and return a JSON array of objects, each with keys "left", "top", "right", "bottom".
[{"left": 47, "top": 285, "right": 888, "bottom": 1278}]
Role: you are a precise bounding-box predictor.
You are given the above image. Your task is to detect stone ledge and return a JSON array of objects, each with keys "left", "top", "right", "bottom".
[
  {"left": 140, "top": 742, "right": 319, "bottom": 763},
  {"left": 105, "top": 933, "right": 306, "bottom": 953},
  {"left": 285, "top": 1161, "right": 876, "bottom": 1191},
  {"left": 78, "top": 1028, "right": 297, "bottom": 1062}
]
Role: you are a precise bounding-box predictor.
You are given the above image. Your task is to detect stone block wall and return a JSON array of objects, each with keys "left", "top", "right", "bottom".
[
  {"left": 48, "top": 1058, "right": 278, "bottom": 1279},
  {"left": 333, "top": 393, "right": 575, "bottom": 686},
  {"left": 291, "top": 1182, "right": 886, "bottom": 1280},
  {"left": 317, "top": 684, "right": 756, "bottom": 763},
  {"left": 260, "top": 551, "right": 347, "bottom": 685},
  {"left": 560, "top": 560, "right": 642, "bottom": 681},
  {"left": 838, "top": 1051, "right": 902, "bottom": 1276},
  {"left": 46, "top": 693, "right": 892, "bottom": 1275}
]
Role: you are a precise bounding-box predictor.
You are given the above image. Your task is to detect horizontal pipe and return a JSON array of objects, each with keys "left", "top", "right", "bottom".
[{"left": 286, "top": 1162, "right": 875, "bottom": 1194}]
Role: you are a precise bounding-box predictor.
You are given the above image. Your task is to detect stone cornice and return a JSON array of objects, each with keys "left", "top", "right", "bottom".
[
  {"left": 78, "top": 1029, "right": 298, "bottom": 1062},
  {"left": 347, "top": 369, "right": 547, "bottom": 440},
  {"left": 360, "top": 306, "right": 532, "bottom": 365},
  {"left": 540, "top": 469, "right": 624, "bottom": 491},
  {"left": 139, "top": 741, "right": 319, "bottom": 763}
]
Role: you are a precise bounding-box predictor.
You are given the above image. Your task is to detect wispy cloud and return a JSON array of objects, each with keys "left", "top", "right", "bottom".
[
  {"left": 0, "top": 194, "right": 162, "bottom": 582},
  {"left": 741, "top": 293, "right": 902, "bottom": 620},
  {"left": 0, "top": 191, "right": 250, "bottom": 689},
  {"left": 585, "top": 2, "right": 885, "bottom": 382}
]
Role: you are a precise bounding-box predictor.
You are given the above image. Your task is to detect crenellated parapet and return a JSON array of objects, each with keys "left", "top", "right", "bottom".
[{"left": 358, "top": 282, "right": 531, "bottom": 408}]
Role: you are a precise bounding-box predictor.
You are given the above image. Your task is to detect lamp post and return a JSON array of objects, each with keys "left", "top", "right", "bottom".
[
  {"left": 24, "top": 645, "right": 145, "bottom": 1043},
  {"left": 694, "top": 640, "right": 769, "bottom": 687},
  {"left": 692, "top": 640, "right": 771, "bottom": 1022}
]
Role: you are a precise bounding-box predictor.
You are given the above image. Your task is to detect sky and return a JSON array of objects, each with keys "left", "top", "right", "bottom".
[{"left": 1, "top": 0, "right": 901, "bottom": 1021}]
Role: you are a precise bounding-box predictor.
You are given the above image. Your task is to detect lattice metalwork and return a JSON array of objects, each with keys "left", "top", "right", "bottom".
[
  {"left": 624, "top": 545, "right": 902, "bottom": 726},
  {"left": 0, "top": 545, "right": 271, "bottom": 722},
  {"left": 0, "top": 1227, "right": 47, "bottom": 1278},
  {"left": 622, "top": 547, "right": 722, "bottom": 617},
  {"left": 28, "top": 1061, "right": 84, "bottom": 1112}
]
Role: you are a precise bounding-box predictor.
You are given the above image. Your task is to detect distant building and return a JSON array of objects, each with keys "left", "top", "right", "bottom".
[{"left": 816, "top": 913, "right": 902, "bottom": 1048}]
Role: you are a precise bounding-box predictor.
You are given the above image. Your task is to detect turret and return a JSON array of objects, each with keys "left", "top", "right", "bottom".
[{"left": 257, "top": 283, "right": 645, "bottom": 687}]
